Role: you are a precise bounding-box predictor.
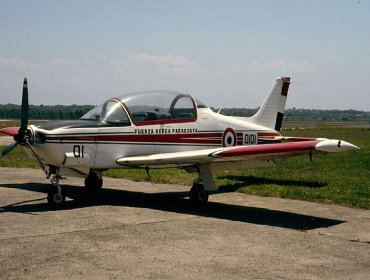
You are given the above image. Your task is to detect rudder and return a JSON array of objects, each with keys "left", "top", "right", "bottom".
[{"left": 249, "top": 77, "right": 290, "bottom": 131}]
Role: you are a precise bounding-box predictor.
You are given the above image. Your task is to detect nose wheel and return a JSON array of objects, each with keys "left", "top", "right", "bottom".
[
  {"left": 47, "top": 173, "right": 66, "bottom": 208},
  {"left": 47, "top": 189, "right": 65, "bottom": 207}
]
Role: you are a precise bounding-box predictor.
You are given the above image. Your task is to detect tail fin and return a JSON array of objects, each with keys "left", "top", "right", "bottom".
[{"left": 249, "top": 77, "right": 290, "bottom": 131}]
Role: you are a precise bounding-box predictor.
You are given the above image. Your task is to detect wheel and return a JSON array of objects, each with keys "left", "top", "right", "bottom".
[
  {"left": 84, "top": 173, "right": 103, "bottom": 191},
  {"left": 47, "top": 189, "right": 65, "bottom": 208},
  {"left": 189, "top": 183, "right": 209, "bottom": 207}
]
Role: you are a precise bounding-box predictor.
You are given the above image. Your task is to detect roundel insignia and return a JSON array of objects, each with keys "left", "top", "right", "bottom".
[{"left": 222, "top": 128, "right": 236, "bottom": 147}]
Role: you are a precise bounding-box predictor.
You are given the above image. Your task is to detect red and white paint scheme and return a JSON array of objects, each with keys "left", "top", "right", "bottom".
[{"left": 0, "top": 77, "right": 359, "bottom": 207}]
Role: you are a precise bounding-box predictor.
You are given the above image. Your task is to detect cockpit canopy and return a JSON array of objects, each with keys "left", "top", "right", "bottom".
[{"left": 81, "top": 91, "right": 207, "bottom": 126}]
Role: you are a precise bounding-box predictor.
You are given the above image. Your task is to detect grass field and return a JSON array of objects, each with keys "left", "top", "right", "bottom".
[{"left": 0, "top": 124, "right": 369, "bottom": 209}]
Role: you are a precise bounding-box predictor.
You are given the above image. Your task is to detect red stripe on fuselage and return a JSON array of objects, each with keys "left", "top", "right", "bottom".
[
  {"left": 46, "top": 131, "right": 281, "bottom": 146},
  {"left": 98, "top": 134, "right": 221, "bottom": 144},
  {"left": 258, "top": 131, "right": 281, "bottom": 137}
]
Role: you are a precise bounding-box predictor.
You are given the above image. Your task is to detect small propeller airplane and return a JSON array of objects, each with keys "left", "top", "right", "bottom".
[{"left": 0, "top": 77, "right": 358, "bottom": 207}]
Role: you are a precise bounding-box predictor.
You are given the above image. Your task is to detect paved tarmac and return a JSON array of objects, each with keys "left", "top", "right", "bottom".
[
  {"left": 0, "top": 136, "right": 13, "bottom": 146},
  {"left": 0, "top": 167, "right": 369, "bottom": 280}
]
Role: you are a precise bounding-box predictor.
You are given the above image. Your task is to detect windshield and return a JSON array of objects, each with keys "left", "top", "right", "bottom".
[
  {"left": 81, "top": 104, "right": 104, "bottom": 120},
  {"left": 81, "top": 100, "right": 130, "bottom": 125}
]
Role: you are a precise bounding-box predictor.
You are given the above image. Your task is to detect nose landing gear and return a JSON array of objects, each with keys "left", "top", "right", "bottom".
[{"left": 47, "top": 173, "right": 66, "bottom": 208}]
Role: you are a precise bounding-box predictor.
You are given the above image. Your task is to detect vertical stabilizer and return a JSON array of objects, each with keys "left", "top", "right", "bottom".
[{"left": 249, "top": 77, "right": 290, "bottom": 131}]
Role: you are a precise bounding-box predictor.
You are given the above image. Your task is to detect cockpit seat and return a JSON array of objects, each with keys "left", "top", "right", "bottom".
[
  {"left": 132, "top": 112, "right": 147, "bottom": 121},
  {"left": 146, "top": 112, "right": 158, "bottom": 121}
]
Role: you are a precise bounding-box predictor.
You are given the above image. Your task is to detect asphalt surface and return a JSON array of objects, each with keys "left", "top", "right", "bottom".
[
  {"left": 0, "top": 136, "right": 13, "bottom": 146},
  {"left": 0, "top": 167, "right": 369, "bottom": 280}
]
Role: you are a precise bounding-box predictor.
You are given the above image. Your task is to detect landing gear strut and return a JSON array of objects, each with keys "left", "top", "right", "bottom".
[{"left": 47, "top": 173, "right": 65, "bottom": 208}]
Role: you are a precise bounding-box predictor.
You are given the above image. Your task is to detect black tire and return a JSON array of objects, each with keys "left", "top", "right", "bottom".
[
  {"left": 47, "top": 189, "right": 65, "bottom": 208},
  {"left": 84, "top": 173, "right": 103, "bottom": 191},
  {"left": 189, "top": 183, "right": 209, "bottom": 207}
]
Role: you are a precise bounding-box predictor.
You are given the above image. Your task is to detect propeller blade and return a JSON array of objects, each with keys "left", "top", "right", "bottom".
[
  {"left": 0, "top": 142, "right": 18, "bottom": 158},
  {"left": 18, "top": 78, "right": 29, "bottom": 137}
]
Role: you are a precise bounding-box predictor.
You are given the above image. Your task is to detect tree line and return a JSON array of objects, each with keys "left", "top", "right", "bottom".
[
  {"left": 0, "top": 103, "right": 369, "bottom": 121},
  {"left": 215, "top": 107, "right": 370, "bottom": 122},
  {"left": 0, "top": 104, "right": 94, "bottom": 120}
]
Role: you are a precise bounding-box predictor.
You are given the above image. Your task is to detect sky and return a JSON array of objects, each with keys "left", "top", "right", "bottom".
[{"left": 0, "top": 0, "right": 369, "bottom": 110}]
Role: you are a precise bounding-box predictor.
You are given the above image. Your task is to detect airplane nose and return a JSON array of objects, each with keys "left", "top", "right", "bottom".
[{"left": 33, "top": 129, "right": 46, "bottom": 145}]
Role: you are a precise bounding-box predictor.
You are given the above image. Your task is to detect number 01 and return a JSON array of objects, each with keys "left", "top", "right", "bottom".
[{"left": 73, "top": 145, "right": 84, "bottom": 158}]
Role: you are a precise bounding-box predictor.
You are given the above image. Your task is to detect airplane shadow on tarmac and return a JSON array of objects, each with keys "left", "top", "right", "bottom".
[
  {"left": 0, "top": 182, "right": 343, "bottom": 231},
  {"left": 217, "top": 175, "right": 328, "bottom": 191}
]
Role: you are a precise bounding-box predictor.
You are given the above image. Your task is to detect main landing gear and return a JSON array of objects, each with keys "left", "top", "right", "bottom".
[
  {"left": 84, "top": 172, "right": 103, "bottom": 191},
  {"left": 189, "top": 179, "right": 209, "bottom": 207},
  {"left": 188, "top": 164, "right": 217, "bottom": 207}
]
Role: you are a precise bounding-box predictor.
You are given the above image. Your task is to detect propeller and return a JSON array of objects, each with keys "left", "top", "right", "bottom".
[
  {"left": 0, "top": 79, "right": 49, "bottom": 176},
  {"left": 0, "top": 78, "right": 29, "bottom": 157},
  {"left": 19, "top": 78, "right": 29, "bottom": 140}
]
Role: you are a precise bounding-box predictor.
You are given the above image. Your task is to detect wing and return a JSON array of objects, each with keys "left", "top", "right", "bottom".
[{"left": 116, "top": 139, "right": 358, "bottom": 168}]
